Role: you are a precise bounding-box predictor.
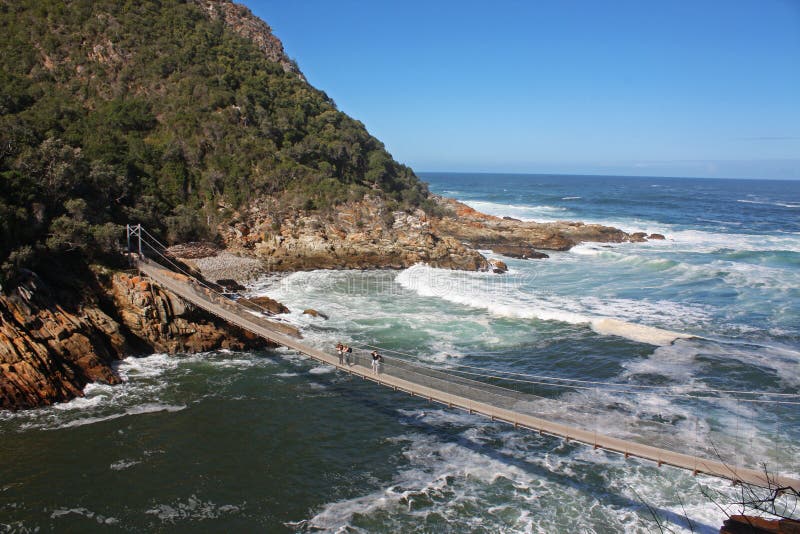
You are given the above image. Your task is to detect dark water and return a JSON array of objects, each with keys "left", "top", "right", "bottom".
[{"left": 2, "top": 174, "right": 799, "bottom": 532}]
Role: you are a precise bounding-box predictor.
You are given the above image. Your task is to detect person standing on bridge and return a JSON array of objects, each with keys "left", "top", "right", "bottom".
[
  {"left": 336, "top": 343, "right": 344, "bottom": 365},
  {"left": 371, "top": 351, "right": 383, "bottom": 375}
]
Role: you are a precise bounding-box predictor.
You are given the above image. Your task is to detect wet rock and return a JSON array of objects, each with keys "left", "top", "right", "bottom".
[
  {"left": 240, "top": 296, "right": 290, "bottom": 315},
  {"left": 216, "top": 278, "right": 246, "bottom": 292},
  {"left": 629, "top": 232, "right": 648, "bottom": 242},
  {"left": 430, "top": 197, "right": 628, "bottom": 252},
  {"left": 303, "top": 309, "right": 329, "bottom": 320},
  {"left": 214, "top": 193, "right": 634, "bottom": 274},
  {"left": 648, "top": 233, "right": 666, "bottom": 240},
  {"left": 488, "top": 259, "right": 508, "bottom": 273},
  {"left": 219, "top": 195, "right": 488, "bottom": 273},
  {"left": 720, "top": 514, "right": 800, "bottom": 533},
  {"left": 111, "top": 273, "right": 266, "bottom": 355},
  {"left": 0, "top": 270, "right": 268, "bottom": 411},
  {"left": 491, "top": 245, "right": 549, "bottom": 259},
  {"left": 0, "top": 272, "right": 123, "bottom": 411}
]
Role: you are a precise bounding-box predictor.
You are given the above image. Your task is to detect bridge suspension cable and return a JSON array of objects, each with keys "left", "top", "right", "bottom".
[
  {"left": 130, "top": 247, "right": 800, "bottom": 490},
  {"left": 357, "top": 343, "right": 800, "bottom": 401},
  {"left": 131, "top": 226, "right": 283, "bottom": 319}
]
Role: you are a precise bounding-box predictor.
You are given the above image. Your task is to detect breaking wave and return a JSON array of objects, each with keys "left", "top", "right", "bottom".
[{"left": 396, "top": 264, "right": 695, "bottom": 346}]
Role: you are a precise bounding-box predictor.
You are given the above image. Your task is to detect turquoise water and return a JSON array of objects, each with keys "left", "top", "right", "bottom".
[{"left": 2, "top": 174, "right": 799, "bottom": 532}]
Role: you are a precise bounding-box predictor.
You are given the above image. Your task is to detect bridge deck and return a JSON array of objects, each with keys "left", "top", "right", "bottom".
[{"left": 136, "top": 257, "right": 799, "bottom": 490}]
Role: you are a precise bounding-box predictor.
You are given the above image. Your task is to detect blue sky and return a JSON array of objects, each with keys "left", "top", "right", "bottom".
[{"left": 243, "top": 1, "right": 800, "bottom": 180}]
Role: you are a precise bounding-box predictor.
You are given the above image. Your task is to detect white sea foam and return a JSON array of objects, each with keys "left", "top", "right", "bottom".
[
  {"left": 461, "top": 198, "right": 800, "bottom": 253},
  {"left": 50, "top": 507, "right": 120, "bottom": 525},
  {"left": 396, "top": 264, "right": 696, "bottom": 346},
  {"left": 295, "top": 432, "right": 546, "bottom": 532},
  {"left": 56, "top": 403, "right": 186, "bottom": 429},
  {"left": 308, "top": 365, "right": 335, "bottom": 375},
  {"left": 737, "top": 199, "right": 800, "bottom": 209},
  {"left": 117, "top": 353, "right": 178, "bottom": 380},
  {"left": 665, "top": 229, "right": 800, "bottom": 253},
  {"left": 590, "top": 318, "right": 692, "bottom": 346},
  {"left": 110, "top": 459, "right": 142, "bottom": 471},
  {"left": 463, "top": 200, "right": 571, "bottom": 222},
  {"left": 1, "top": 351, "right": 269, "bottom": 431},
  {"left": 296, "top": 414, "right": 732, "bottom": 533},
  {"left": 146, "top": 495, "right": 244, "bottom": 523},
  {"left": 460, "top": 198, "right": 664, "bottom": 231}
]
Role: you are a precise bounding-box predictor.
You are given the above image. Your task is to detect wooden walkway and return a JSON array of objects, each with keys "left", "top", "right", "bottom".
[{"left": 136, "top": 257, "right": 799, "bottom": 490}]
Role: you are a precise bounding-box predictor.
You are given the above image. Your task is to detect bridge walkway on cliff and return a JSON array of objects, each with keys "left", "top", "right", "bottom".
[{"left": 127, "top": 226, "right": 799, "bottom": 491}]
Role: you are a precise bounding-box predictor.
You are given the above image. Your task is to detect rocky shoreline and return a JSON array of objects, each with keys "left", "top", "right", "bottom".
[
  {"left": 1, "top": 195, "right": 655, "bottom": 410},
  {"left": 0, "top": 268, "right": 268, "bottom": 410},
  {"left": 175, "top": 194, "right": 655, "bottom": 279}
]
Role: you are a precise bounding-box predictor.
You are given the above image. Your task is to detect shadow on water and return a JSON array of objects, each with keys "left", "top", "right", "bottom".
[{"left": 303, "top": 360, "right": 721, "bottom": 534}]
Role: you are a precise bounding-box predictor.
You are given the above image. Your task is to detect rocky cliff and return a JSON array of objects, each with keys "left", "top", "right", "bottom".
[
  {"left": 210, "top": 194, "right": 489, "bottom": 272},
  {"left": 0, "top": 269, "right": 268, "bottom": 410},
  {"left": 431, "top": 196, "right": 635, "bottom": 251},
  {"left": 171, "top": 194, "right": 644, "bottom": 278}
]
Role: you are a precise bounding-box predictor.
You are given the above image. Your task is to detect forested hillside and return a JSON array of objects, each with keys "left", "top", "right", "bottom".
[{"left": 0, "top": 0, "right": 431, "bottom": 286}]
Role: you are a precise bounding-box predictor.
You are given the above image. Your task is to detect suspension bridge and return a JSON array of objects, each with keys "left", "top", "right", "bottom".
[{"left": 126, "top": 224, "right": 800, "bottom": 491}]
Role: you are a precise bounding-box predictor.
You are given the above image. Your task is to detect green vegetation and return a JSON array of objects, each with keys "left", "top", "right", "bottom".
[{"left": 0, "top": 0, "right": 431, "bottom": 286}]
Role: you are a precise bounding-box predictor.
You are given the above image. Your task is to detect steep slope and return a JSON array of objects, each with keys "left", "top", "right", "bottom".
[{"left": 0, "top": 0, "right": 432, "bottom": 286}]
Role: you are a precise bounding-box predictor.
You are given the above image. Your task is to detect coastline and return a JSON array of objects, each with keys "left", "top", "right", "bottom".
[
  {"left": 0, "top": 194, "right": 647, "bottom": 411},
  {"left": 176, "top": 194, "right": 654, "bottom": 280}
]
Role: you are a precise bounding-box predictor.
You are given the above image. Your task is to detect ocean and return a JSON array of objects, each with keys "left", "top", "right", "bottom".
[{"left": 2, "top": 173, "right": 799, "bottom": 532}]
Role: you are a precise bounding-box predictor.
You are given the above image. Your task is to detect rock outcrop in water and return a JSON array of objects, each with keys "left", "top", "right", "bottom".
[
  {"left": 489, "top": 245, "right": 550, "bottom": 260},
  {"left": 211, "top": 195, "right": 489, "bottom": 272},
  {"left": 431, "top": 197, "right": 634, "bottom": 252},
  {"left": 176, "top": 194, "right": 641, "bottom": 278},
  {"left": 720, "top": 514, "right": 800, "bottom": 533},
  {"left": 0, "top": 270, "right": 269, "bottom": 410},
  {"left": 111, "top": 272, "right": 266, "bottom": 354}
]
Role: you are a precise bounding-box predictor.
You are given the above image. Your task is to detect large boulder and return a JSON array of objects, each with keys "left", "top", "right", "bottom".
[
  {"left": 720, "top": 514, "right": 800, "bottom": 534},
  {"left": 488, "top": 259, "right": 508, "bottom": 274},
  {"left": 303, "top": 309, "right": 329, "bottom": 320},
  {"left": 240, "top": 296, "right": 289, "bottom": 315},
  {"left": 216, "top": 279, "right": 246, "bottom": 292},
  {"left": 648, "top": 233, "right": 666, "bottom": 240},
  {"left": 492, "top": 245, "right": 549, "bottom": 259}
]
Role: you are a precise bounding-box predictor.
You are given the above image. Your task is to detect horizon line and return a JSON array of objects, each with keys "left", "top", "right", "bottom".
[{"left": 415, "top": 170, "right": 800, "bottom": 182}]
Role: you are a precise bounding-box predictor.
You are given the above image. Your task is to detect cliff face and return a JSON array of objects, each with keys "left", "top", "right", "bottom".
[
  {"left": 0, "top": 270, "right": 267, "bottom": 411},
  {"left": 0, "top": 274, "right": 124, "bottom": 410}
]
